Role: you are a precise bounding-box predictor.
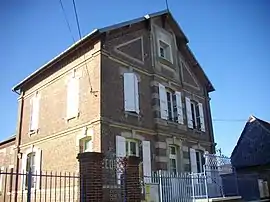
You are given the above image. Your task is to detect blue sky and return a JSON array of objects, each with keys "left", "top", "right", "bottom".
[{"left": 1, "top": 0, "right": 269, "bottom": 156}]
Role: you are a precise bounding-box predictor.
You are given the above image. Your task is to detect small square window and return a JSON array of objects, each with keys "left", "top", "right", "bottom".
[
  {"left": 126, "top": 139, "right": 139, "bottom": 157},
  {"left": 159, "top": 40, "right": 172, "bottom": 62}
]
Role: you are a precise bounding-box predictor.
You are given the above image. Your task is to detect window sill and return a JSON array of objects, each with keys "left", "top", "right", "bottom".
[
  {"left": 158, "top": 57, "right": 174, "bottom": 68},
  {"left": 124, "top": 111, "right": 141, "bottom": 118},
  {"left": 66, "top": 112, "right": 80, "bottom": 122},
  {"left": 28, "top": 129, "right": 39, "bottom": 137}
]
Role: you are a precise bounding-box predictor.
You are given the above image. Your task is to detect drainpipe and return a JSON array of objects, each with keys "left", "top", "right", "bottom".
[
  {"left": 205, "top": 89, "right": 215, "bottom": 154},
  {"left": 12, "top": 89, "right": 24, "bottom": 202}
]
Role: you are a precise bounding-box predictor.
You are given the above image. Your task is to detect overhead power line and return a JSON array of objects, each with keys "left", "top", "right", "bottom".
[
  {"left": 58, "top": 0, "right": 76, "bottom": 43},
  {"left": 212, "top": 119, "right": 247, "bottom": 122},
  {"left": 72, "top": 0, "right": 82, "bottom": 39}
]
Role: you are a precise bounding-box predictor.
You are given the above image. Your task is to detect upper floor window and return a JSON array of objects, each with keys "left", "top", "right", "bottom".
[
  {"left": 159, "top": 83, "right": 184, "bottom": 124},
  {"left": 29, "top": 92, "right": 40, "bottom": 132},
  {"left": 185, "top": 97, "right": 205, "bottom": 132},
  {"left": 123, "top": 73, "right": 139, "bottom": 114},
  {"left": 67, "top": 76, "right": 79, "bottom": 120},
  {"left": 157, "top": 30, "right": 173, "bottom": 64},
  {"left": 169, "top": 145, "right": 178, "bottom": 174},
  {"left": 159, "top": 40, "right": 172, "bottom": 62}
]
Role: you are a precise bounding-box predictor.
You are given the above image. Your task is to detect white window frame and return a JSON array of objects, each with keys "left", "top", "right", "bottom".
[
  {"left": 196, "top": 150, "right": 204, "bottom": 173},
  {"left": 159, "top": 40, "right": 172, "bottom": 62},
  {"left": 169, "top": 145, "right": 178, "bottom": 174},
  {"left": 81, "top": 137, "right": 92, "bottom": 153},
  {"left": 21, "top": 147, "right": 41, "bottom": 190},
  {"left": 166, "top": 90, "right": 174, "bottom": 121},
  {"left": 126, "top": 139, "right": 139, "bottom": 157}
]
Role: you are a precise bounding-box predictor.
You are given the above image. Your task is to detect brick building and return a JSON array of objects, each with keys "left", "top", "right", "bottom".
[{"left": 8, "top": 10, "right": 215, "bottom": 191}]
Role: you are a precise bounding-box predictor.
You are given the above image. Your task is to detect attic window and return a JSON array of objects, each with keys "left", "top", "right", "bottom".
[{"left": 159, "top": 40, "right": 172, "bottom": 62}]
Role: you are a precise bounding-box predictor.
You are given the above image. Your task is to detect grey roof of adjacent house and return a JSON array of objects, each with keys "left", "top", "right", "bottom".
[
  {"left": 231, "top": 115, "right": 270, "bottom": 169},
  {"left": 12, "top": 10, "right": 214, "bottom": 92}
]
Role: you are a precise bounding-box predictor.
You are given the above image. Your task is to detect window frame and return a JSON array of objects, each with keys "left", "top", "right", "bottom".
[
  {"left": 190, "top": 101, "right": 201, "bottom": 130},
  {"left": 158, "top": 40, "right": 172, "bottom": 63},
  {"left": 169, "top": 145, "right": 178, "bottom": 174},
  {"left": 126, "top": 139, "right": 139, "bottom": 157},
  {"left": 25, "top": 152, "right": 36, "bottom": 189},
  {"left": 195, "top": 150, "right": 204, "bottom": 173}
]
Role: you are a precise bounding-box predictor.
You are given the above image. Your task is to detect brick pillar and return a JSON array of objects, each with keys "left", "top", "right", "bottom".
[
  {"left": 77, "top": 152, "right": 103, "bottom": 202},
  {"left": 125, "top": 156, "right": 141, "bottom": 202}
]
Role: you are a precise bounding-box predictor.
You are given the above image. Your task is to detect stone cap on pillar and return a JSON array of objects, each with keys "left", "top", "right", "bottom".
[
  {"left": 77, "top": 152, "right": 104, "bottom": 161},
  {"left": 127, "top": 156, "right": 141, "bottom": 165}
]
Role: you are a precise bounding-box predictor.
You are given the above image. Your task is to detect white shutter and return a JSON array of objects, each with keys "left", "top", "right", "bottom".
[
  {"left": 30, "top": 95, "right": 40, "bottom": 131},
  {"left": 159, "top": 83, "right": 168, "bottom": 120},
  {"left": 116, "top": 136, "right": 126, "bottom": 157},
  {"left": 185, "top": 97, "right": 193, "bottom": 128},
  {"left": 35, "top": 149, "right": 42, "bottom": 189},
  {"left": 175, "top": 92, "right": 184, "bottom": 124},
  {"left": 198, "top": 103, "right": 205, "bottom": 132},
  {"left": 134, "top": 74, "right": 140, "bottom": 114},
  {"left": 67, "top": 78, "right": 79, "bottom": 119},
  {"left": 190, "top": 148, "right": 197, "bottom": 173},
  {"left": 116, "top": 136, "right": 126, "bottom": 185},
  {"left": 124, "top": 73, "right": 136, "bottom": 112},
  {"left": 142, "top": 141, "right": 151, "bottom": 182}
]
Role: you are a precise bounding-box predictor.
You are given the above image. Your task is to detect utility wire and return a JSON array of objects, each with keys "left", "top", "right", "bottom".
[
  {"left": 72, "top": 0, "right": 82, "bottom": 39},
  {"left": 58, "top": 0, "right": 76, "bottom": 43},
  {"left": 165, "top": 0, "right": 169, "bottom": 11},
  {"left": 71, "top": 0, "right": 95, "bottom": 93},
  {"left": 212, "top": 119, "right": 247, "bottom": 122}
]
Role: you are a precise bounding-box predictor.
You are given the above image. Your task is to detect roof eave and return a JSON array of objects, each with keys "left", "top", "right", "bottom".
[{"left": 12, "top": 29, "right": 100, "bottom": 92}]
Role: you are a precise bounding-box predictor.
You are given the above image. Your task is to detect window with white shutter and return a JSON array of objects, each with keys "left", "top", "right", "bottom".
[
  {"left": 198, "top": 103, "right": 205, "bottom": 132},
  {"left": 189, "top": 148, "right": 197, "bottom": 173},
  {"left": 174, "top": 92, "right": 184, "bottom": 124},
  {"left": 159, "top": 83, "right": 168, "bottom": 120},
  {"left": 67, "top": 77, "right": 79, "bottom": 119},
  {"left": 124, "top": 73, "right": 139, "bottom": 114},
  {"left": 30, "top": 93, "right": 40, "bottom": 132},
  {"left": 185, "top": 97, "right": 193, "bottom": 128},
  {"left": 142, "top": 141, "right": 151, "bottom": 182}
]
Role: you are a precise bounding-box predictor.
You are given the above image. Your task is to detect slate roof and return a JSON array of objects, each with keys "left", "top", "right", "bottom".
[
  {"left": 231, "top": 116, "right": 270, "bottom": 169},
  {"left": 12, "top": 10, "right": 214, "bottom": 92}
]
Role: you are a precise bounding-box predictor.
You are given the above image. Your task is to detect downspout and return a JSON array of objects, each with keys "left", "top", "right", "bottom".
[
  {"left": 205, "top": 91, "right": 215, "bottom": 153},
  {"left": 12, "top": 89, "right": 24, "bottom": 202}
]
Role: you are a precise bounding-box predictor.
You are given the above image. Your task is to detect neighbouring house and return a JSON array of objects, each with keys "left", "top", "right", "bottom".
[
  {"left": 231, "top": 115, "right": 270, "bottom": 200},
  {"left": 7, "top": 10, "right": 215, "bottom": 196},
  {"left": 0, "top": 135, "right": 15, "bottom": 199}
]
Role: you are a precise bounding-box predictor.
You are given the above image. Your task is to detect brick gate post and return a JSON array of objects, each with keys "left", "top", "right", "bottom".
[
  {"left": 77, "top": 152, "right": 103, "bottom": 202},
  {"left": 125, "top": 156, "right": 141, "bottom": 202}
]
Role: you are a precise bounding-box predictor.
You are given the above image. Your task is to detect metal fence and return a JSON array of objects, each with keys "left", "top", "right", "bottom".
[{"left": 0, "top": 169, "right": 80, "bottom": 202}]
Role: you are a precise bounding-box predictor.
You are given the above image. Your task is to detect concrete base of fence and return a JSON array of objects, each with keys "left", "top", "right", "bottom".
[{"left": 195, "top": 196, "right": 242, "bottom": 202}]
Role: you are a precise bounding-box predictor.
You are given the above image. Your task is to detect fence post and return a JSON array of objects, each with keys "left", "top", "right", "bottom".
[
  {"left": 191, "top": 173, "right": 195, "bottom": 202},
  {"left": 125, "top": 156, "right": 141, "bottom": 202},
  {"left": 158, "top": 170, "right": 163, "bottom": 202},
  {"left": 204, "top": 166, "right": 209, "bottom": 201},
  {"left": 77, "top": 152, "right": 104, "bottom": 202},
  {"left": 27, "top": 170, "right": 32, "bottom": 202}
]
